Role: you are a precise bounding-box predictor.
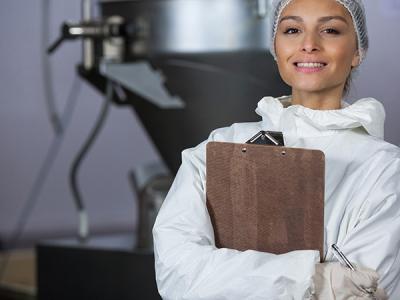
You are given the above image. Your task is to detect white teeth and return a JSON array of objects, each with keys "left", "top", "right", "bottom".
[{"left": 296, "top": 62, "right": 325, "bottom": 68}]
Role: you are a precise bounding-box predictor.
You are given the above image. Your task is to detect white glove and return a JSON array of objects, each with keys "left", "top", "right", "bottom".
[{"left": 312, "top": 262, "right": 388, "bottom": 299}]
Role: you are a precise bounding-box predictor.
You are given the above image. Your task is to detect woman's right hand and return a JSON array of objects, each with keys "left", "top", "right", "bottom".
[{"left": 312, "top": 262, "right": 388, "bottom": 299}]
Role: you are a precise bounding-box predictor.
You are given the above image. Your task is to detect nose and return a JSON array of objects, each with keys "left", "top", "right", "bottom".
[{"left": 301, "top": 32, "right": 321, "bottom": 53}]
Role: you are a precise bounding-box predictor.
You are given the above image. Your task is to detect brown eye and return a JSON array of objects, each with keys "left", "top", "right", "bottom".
[
  {"left": 284, "top": 28, "right": 300, "bottom": 34},
  {"left": 323, "top": 28, "right": 340, "bottom": 34}
]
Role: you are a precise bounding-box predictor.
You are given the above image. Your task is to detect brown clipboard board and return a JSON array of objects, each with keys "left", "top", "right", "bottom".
[{"left": 206, "top": 141, "right": 325, "bottom": 259}]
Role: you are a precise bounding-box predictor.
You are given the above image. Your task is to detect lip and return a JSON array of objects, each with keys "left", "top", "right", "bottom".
[{"left": 293, "top": 61, "right": 328, "bottom": 74}]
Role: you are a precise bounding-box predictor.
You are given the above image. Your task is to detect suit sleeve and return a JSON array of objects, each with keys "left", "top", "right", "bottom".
[
  {"left": 153, "top": 138, "right": 320, "bottom": 300},
  {"left": 336, "top": 154, "right": 400, "bottom": 298}
]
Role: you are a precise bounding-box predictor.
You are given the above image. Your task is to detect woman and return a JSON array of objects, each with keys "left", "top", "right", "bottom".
[{"left": 153, "top": 0, "right": 400, "bottom": 298}]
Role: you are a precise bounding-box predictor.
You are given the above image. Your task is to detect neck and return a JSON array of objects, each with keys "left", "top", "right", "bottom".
[{"left": 291, "top": 86, "right": 345, "bottom": 110}]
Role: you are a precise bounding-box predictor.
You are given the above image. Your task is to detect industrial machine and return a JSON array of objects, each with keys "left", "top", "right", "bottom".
[
  {"left": 38, "top": 0, "right": 290, "bottom": 299},
  {"left": 49, "top": 0, "right": 289, "bottom": 173}
]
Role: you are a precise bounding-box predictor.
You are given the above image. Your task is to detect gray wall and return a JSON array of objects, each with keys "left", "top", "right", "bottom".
[
  {"left": 0, "top": 0, "right": 399, "bottom": 248},
  {"left": 0, "top": 0, "right": 161, "bottom": 246},
  {"left": 349, "top": 0, "right": 400, "bottom": 145}
]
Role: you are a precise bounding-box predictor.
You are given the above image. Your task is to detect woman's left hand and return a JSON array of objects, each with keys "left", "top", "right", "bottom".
[{"left": 312, "top": 262, "right": 388, "bottom": 299}]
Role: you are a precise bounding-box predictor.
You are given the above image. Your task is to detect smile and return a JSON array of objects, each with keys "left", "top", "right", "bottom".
[{"left": 294, "top": 62, "right": 327, "bottom": 73}]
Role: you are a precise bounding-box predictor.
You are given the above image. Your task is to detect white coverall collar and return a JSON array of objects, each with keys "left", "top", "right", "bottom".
[{"left": 255, "top": 96, "right": 385, "bottom": 139}]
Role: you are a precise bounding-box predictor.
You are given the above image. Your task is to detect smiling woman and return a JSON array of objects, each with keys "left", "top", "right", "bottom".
[
  {"left": 152, "top": 0, "right": 400, "bottom": 299},
  {"left": 273, "top": 0, "right": 362, "bottom": 110}
]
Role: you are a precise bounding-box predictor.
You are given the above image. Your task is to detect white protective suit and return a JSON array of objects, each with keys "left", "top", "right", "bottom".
[{"left": 153, "top": 96, "right": 400, "bottom": 299}]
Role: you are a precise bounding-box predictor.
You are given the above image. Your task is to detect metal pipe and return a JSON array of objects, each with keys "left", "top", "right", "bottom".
[{"left": 82, "top": 0, "right": 94, "bottom": 70}]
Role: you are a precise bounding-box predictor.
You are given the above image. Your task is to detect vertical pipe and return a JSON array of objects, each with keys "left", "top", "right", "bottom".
[
  {"left": 82, "top": 0, "right": 94, "bottom": 70},
  {"left": 257, "top": 0, "right": 269, "bottom": 18}
]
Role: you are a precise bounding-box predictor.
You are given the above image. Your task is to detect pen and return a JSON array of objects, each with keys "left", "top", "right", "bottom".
[{"left": 331, "top": 244, "right": 356, "bottom": 271}]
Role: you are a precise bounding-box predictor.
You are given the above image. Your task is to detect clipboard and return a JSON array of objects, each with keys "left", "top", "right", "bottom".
[{"left": 206, "top": 141, "right": 325, "bottom": 258}]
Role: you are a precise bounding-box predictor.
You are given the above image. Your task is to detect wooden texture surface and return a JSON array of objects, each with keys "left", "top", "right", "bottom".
[{"left": 206, "top": 142, "right": 325, "bottom": 258}]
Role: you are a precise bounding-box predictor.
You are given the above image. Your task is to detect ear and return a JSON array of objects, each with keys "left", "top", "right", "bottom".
[{"left": 351, "top": 50, "right": 361, "bottom": 68}]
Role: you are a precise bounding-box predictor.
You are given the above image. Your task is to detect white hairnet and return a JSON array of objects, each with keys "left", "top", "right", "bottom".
[{"left": 269, "top": 0, "right": 369, "bottom": 63}]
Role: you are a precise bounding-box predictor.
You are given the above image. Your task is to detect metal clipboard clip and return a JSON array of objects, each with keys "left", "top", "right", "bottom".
[{"left": 246, "top": 131, "right": 285, "bottom": 146}]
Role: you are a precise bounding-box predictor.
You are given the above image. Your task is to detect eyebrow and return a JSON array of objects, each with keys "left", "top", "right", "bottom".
[{"left": 279, "top": 15, "right": 349, "bottom": 24}]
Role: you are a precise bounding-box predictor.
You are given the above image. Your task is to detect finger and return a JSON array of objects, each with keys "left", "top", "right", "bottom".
[
  {"left": 346, "top": 265, "right": 379, "bottom": 286},
  {"left": 374, "top": 288, "right": 389, "bottom": 300}
]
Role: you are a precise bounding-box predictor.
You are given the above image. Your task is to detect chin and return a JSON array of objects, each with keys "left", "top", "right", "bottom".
[{"left": 290, "top": 83, "right": 327, "bottom": 93}]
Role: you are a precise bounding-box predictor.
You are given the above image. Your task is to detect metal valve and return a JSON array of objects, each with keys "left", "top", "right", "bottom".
[{"left": 47, "top": 18, "right": 127, "bottom": 55}]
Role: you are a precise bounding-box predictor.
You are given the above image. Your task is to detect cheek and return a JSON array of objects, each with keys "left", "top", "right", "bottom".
[
  {"left": 275, "top": 37, "right": 296, "bottom": 80},
  {"left": 275, "top": 35, "right": 295, "bottom": 61},
  {"left": 275, "top": 56, "right": 292, "bottom": 85},
  {"left": 327, "top": 41, "right": 357, "bottom": 70}
]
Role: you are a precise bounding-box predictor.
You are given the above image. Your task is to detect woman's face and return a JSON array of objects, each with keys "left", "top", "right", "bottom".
[{"left": 275, "top": 0, "right": 360, "bottom": 95}]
